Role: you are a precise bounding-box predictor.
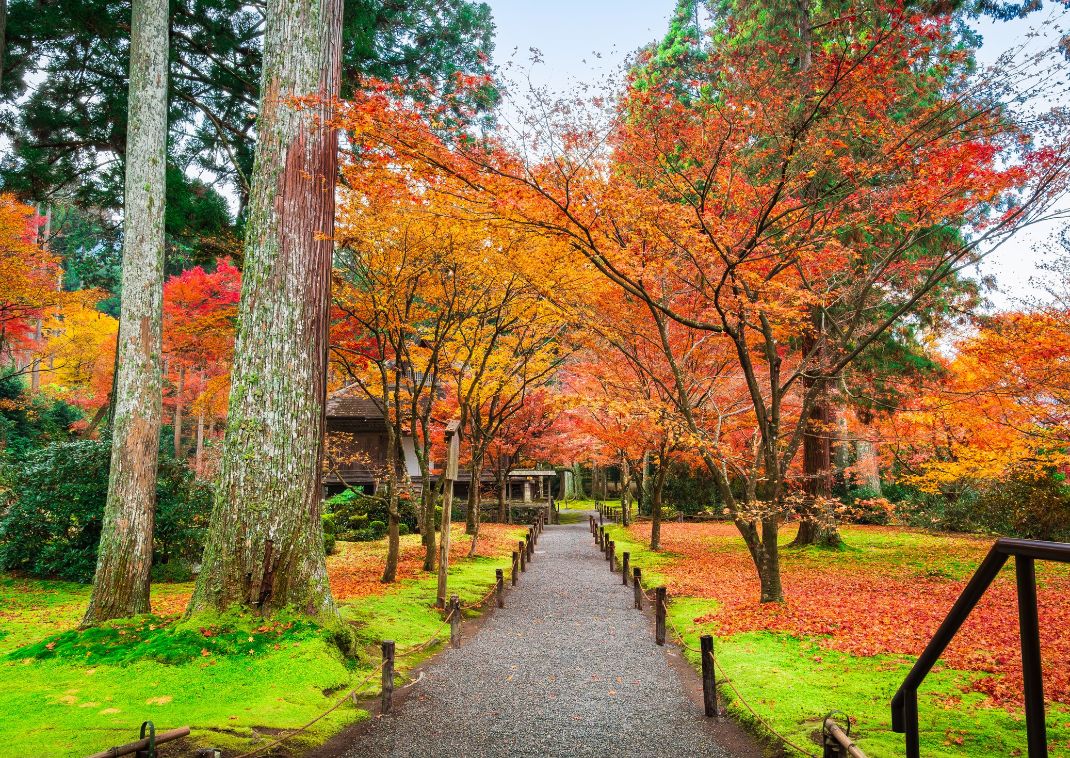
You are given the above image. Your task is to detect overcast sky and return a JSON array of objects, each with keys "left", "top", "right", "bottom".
[{"left": 483, "top": 1, "right": 1070, "bottom": 311}]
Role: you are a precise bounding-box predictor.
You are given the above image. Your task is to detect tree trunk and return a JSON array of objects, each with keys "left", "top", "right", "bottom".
[
  {"left": 420, "top": 479, "right": 437, "bottom": 572},
  {"left": 572, "top": 461, "right": 584, "bottom": 498},
  {"left": 173, "top": 362, "right": 184, "bottom": 457},
  {"left": 82, "top": 0, "right": 168, "bottom": 626},
  {"left": 620, "top": 453, "right": 631, "bottom": 527},
  {"left": 757, "top": 518, "right": 785, "bottom": 602},
  {"left": 650, "top": 458, "right": 667, "bottom": 551},
  {"left": 30, "top": 319, "right": 40, "bottom": 391},
  {"left": 468, "top": 453, "right": 485, "bottom": 535},
  {"left": 856, "top": 439, "right": 882, "bottom": 494},
  {"left": 792, "top": 331, "right": 842, "bottom": 548},
  {"left": 0, "top": 0, "right": 7, "bottom": 87},
  {"left": 496, "top": 469, "right": 506, "bottom": 522},
  {"left": 467, "top": 457, "right": 482, "bottom": 555},
  {"left": 382, "top": 482, "right": 400, "bottom": 583},
  {"left": 195, "top": 411, "right": 204, "bottom": 475},
  {"left": 187, "top": 0, "right": 343, "bottom": 618}
]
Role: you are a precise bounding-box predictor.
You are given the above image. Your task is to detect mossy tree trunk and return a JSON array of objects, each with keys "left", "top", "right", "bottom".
[
  {"left": 83, "top": 0, "right": 167, "bottom": 626},
  {"left": 188, "top": 0, "right": 343, "bottom": 618}
]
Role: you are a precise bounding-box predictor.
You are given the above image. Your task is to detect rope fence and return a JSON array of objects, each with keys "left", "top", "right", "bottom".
[
  {"left": 225, "top": 513, "right": 547, "bottom": 758},
  {"left": 591, "top": 515, "right": 862, "bottom": 758}
]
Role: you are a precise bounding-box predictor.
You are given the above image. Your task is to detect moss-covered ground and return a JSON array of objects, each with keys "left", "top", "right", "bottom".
[
  {"left": 603, "top": 520, "right": 1070, "bottom": 757},
  {"left": 0, "top": 525, "right": 524, "bottom": 756}
]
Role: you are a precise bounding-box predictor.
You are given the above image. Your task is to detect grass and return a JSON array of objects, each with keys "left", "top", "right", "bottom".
[
  {"left": 602, "top": 522, "right": 1070, "bottom": 758},
  {"left": 0, "top": 525, "right": 525, "bottom": 757}
]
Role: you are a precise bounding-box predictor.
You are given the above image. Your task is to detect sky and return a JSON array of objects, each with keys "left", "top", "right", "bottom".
[{"left": 483, "top": 1, "right": 1070, "bottom": 310}]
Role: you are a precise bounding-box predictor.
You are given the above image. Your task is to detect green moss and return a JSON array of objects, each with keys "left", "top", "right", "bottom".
[
  {"left": 11, "top": 612, "right": 323, "bottom": 666},
  {"left": 663, "top": 589, "right": 1070, "bottom": 757},
  {"left": 0, "top": 527, "right": 524, "bottom": 756}
]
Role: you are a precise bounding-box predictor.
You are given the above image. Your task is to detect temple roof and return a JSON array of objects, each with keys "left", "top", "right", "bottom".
[{"left": 326, "top": 384, "right": 385, "bottom": 419}]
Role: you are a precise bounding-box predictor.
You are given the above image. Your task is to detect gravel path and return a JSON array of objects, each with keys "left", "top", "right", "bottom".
[{"left": 342, "top": 514, "right": 736, "bottom": 758}]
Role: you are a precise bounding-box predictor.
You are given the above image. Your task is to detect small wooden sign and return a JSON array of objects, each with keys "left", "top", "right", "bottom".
[{"left": 444, "top": 419, "right": 461, "bottom": 480}]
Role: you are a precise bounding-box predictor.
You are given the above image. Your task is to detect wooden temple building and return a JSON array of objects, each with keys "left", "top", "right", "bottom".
[{"left": 322, "top": 385, "right": 556, "bottom": 518}]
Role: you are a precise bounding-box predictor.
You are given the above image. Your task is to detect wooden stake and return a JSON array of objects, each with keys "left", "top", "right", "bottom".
[
  {"left": 655, "top": 586, "right": 667, "bottom": 646},
  {"left": 622, "top": 552, "right": 630, "bottom": 585},
  {"left": 496, "top": 568, "right": 504, "bottom": 608},
  {"left": 450, "top": 595, "right": 460, "bottom": 648},
  {"left": 381, "top": 640, "right": 395, "bottom": 714},
  {"left": 633, "top": 568, "right": 643, "bottom": 610},
  {"left": 701, "top": 635, "right": 718, "bottom": 717}
]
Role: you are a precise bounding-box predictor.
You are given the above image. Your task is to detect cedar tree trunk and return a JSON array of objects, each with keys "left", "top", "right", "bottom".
[
  {"left": 188, "top": 0, "right": 343, "bottom": 618},
  {"left": 83, "top": 0, "right": 168, "bottom": 625}
]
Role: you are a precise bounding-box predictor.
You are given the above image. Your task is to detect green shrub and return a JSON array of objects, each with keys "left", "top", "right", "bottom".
[
  {"left": 0, "top": 438, "right": 212, "bottom": 582},
  {"left": 322, "top": 512, "right": 338, "bottom": 555},
  {"left": 398, "top": 522, "right": 410, "bottom": 536},
  {"left": 324, "top": 488, "right": 418, "bottom": 539},
  {"left": 663, "top": 464, "right": 719, "bottom": 515}
]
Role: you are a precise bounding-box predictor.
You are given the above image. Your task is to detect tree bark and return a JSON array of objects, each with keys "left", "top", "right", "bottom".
[
  {"left": 188, "top": 0, "right": 343, "bottom": 618},
  {"left": 467, "top": 457, "right": 482, "bottom": 556},
  {"left": 0, "top": 0, "right": 7, "bottom": 88},
  {"left": 173, "top": 362, "right": 184, "bottom": 457},
  {"left": 856, "top": 438, "right": 882, "bottom": 494},
  {"left": 650, "top": 457, "right": 667, "bottom": 551},
  {"left": 792, "top": 331, "right": 843, "bottom": 548},
  {"left": 382, "top": 484, "right": 400, "bottom": 583},
  {"left": 83, "top": 0, "right": 168, "bottom": 626},
  {"left": 496, "top": 468, "right": 507, "bottom": 523},
  {"left": 420, "top": 480, "right": 437, "bottom": 572},
  {"left": 465, "top": 454, "right": 481, "bottom": 536},
  {"left": 195, "top": 411, "right": 204, "bottom": 475},
  {"left": 620, "top": 453, "right": 631, "bottom": 527}
]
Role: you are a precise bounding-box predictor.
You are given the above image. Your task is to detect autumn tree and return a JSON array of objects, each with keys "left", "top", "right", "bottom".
[
  {"left": 1, "top": 0, "right": 494, "bottom": 220},
  {"left": 343, "top": 5, "right": 1070, "bottom": 601},
  {"left": 162, "top": 260, "right": 240, "bottom": 469},
  {"left": 189, "top": 0, "right": 342, "bottom": 618},
  {"left": 449, "top": 275, "right": 566, "bottom": 552},
  {"left": 332, "top": 187, "right": 473, "bottom": 582},
  {"left": 82, "top": 0, "right": 168, "bottom": 625}
]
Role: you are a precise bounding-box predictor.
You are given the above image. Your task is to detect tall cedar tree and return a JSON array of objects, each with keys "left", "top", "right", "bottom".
[
  {"left": 0, "top": 0, "right": 494, "bottom": 222},
  {"left": 188, "top": 0, "right": 342, "bottom": 617},
  {"left": 82, "top": 0, "right": 167, "bottom": 625}
]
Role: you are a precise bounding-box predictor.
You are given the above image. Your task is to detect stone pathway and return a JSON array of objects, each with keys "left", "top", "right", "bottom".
[{"left": 342, "top": 514, "right": 738, "bottom": 757}]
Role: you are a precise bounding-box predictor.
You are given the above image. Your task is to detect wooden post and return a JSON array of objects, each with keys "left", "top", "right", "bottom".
[
  {"left": 519, "top": 540, "right": 526, "bottom": 572},
  {"left": 436, "top": 421, "right": 462, "bottom": 608},
  {"left": 700, "top": 635, "right": 718, "bottom": 717},
  {"left": 511, "top": 552, "right": 518, "bottom": 585},
  {"left": 609, "top": 540, "right": 616, "bottom": 571},
  {"left": 622, "top": 552, "right": 630, "bottom": 585},
  {"left": 450, "top": 595, "right": 460, "bottom": 648},
  {"left": 496, "top": 568, "right": 504, "bottom": 608},
  {"left": 526, "top": 534, "right": 534, "bottom": 561},
  {"left": 655, "top": 586, "right": 667, "bottom": 646},
  {"left": 633, "top": 568, "right": 643, "bottom": 610},
  {"left": 381, "top": 640, "right": 395, "bottom": 714},
  {"left": 589, "top": 515, "right": 595, "bottom": 534}
]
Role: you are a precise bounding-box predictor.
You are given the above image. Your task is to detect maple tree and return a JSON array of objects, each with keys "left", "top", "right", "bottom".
[
  {"left": 161, "top": 260, "right": 240, "bottom": 473},
  {"left": 340, "top": 5, "right": 1070, "bottom": 602},
  {"left": 0, "top": 194, "right": 75, "bottom": 381}
]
